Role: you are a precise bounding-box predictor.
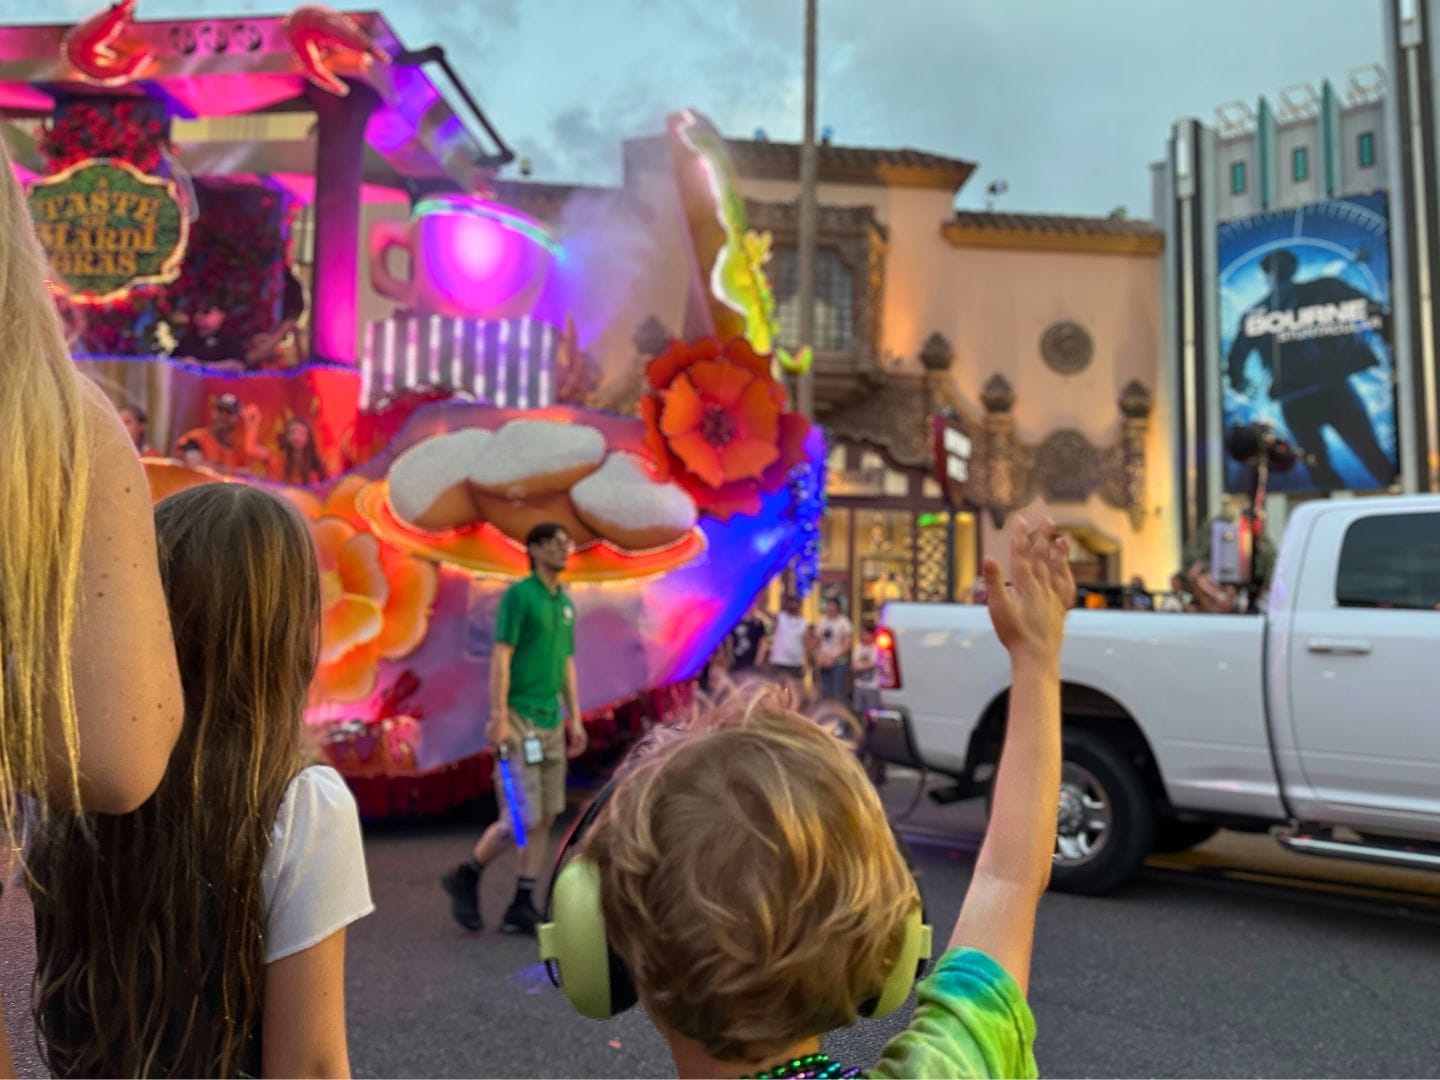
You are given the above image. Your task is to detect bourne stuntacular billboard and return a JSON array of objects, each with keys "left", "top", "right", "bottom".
[{"left": 1218, "top": 192, "right": 1397, "bottom": 493}]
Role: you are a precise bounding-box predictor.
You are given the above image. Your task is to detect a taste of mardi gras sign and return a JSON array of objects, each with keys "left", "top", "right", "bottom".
[{"left": 28, "top": 157, "right": 188, "bottom": 303}]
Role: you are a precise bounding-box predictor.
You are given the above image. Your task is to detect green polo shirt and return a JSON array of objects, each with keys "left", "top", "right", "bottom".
[{"left": 494, "top": 574, "right": 576, "bottom": 728}]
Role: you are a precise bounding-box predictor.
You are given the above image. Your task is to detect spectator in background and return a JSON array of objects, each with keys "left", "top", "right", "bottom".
[
  {"left": 766, "top": 594, "right": 812, "bottom": 683},
  {"left": 852, "top": 622, "right": 882, "bottom": 716},
  {"left": 727, "top": 601, "right": 770, "bottom": 676},
  {"left": 118, "top": 403, "right": 156, "bottom": 456},
  {"left": 172, "top": 393, "right": 267, "bottom": 474},
  {"left": 1126, "top": 575, "right": 1155, "bottom": 611},
  {"left": 1159, "top": 572, "right": 1191, "bottom": 612},
  {"left": 269, "top": 417, "right": 327, "bottom": 486},
  {"left": 178, "top": 439, "right": 205, "bottom": 471},
  {"left": 174, "top": 304, "right": 247, "bottom": 370},
  {"left": 815, "top": 595, "right": 854, "bottom": 702},
  {"left": 246, "top": 268, "right": 308, "bottom": 369}
]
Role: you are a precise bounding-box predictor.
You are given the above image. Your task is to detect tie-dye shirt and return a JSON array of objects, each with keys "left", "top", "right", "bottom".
[{"left": 868, "top": 948, "right": 1038, "bottom": 1079}]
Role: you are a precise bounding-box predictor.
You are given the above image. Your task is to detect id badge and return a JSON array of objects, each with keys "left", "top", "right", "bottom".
[{"left": 521, "top": 734, "right": 545, "bottom": 766}]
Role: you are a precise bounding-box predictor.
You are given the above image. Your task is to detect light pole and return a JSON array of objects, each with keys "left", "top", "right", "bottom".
[{"left": 796, "top": 0, "right": 818, "bottom": 419}]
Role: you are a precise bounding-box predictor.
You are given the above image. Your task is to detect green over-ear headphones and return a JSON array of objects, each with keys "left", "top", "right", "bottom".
[{"left": 537, "top": 781, "right": 934, "bottom": 1021}]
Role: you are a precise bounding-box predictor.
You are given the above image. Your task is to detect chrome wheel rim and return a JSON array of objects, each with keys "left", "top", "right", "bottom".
[{"left": 1055, "top": 762, "right": 1112, "bottom": 866}]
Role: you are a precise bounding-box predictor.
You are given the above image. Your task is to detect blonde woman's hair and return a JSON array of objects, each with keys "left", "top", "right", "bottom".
[
  {"left": 0, "top": 136, "right": 90, "bottom": 833},
  {"left": 584, "top": 689, "right": 920, "bottom": 1064},
  {"left": 30, "top": 483, "right": 319, "bottom": 1077}
]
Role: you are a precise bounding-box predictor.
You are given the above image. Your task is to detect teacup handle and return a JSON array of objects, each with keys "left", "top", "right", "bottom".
[{"left": 369, "top": 219, "right": 415, "bottom": 306}]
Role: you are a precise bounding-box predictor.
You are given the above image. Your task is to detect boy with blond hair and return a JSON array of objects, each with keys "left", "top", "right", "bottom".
[{"left": 551, "top": 518, "right": 1072, "bottom": 1077}]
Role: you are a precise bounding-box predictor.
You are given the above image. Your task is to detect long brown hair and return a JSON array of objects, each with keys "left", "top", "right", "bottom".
[
  {"left": 0, "top": 132, "right": 91, "bottom": 834},
  {"left": 279, "top": 416, "right": 327, "bottom": 485},
  {"left": 30, "top": 483, "right": 321, "bottom": 1077}
]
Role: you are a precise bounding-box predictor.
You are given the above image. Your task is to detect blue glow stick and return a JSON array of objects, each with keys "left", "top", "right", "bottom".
[{"left": 496, "top": 743, "right": 528, "bottom": 849}]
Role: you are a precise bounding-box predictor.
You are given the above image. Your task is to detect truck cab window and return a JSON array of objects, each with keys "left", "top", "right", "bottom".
[{"left": 1335, "top": 512, "right": 1440, "bottom": 610}]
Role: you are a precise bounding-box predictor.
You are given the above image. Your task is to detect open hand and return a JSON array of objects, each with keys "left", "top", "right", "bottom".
[
  {"left": 565, "top": 722, "right": 588, "bottom": 759},
  {"left": 982, "top": 517, "right": 1074, "bottom": 665}
]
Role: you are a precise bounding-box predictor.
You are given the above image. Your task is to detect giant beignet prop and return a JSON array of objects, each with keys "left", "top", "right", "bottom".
[
  {"left": 388, "top": 428, "right": 493, "bottom": 531},
  {"left": 571, "top": 453, "right": 697, "bottom": 550},
  {"left": 385, "top": 419, "right": 698, "bottom": 554}
]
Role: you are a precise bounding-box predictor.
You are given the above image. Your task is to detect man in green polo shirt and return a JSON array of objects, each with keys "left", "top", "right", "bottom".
[{"left": 442, "top": 522, "right": 586, "bottom": 935}]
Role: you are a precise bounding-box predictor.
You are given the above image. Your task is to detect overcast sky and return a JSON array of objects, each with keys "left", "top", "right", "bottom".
[{"left": 5, "top": 0, "right": 1388, "bottom": 218}]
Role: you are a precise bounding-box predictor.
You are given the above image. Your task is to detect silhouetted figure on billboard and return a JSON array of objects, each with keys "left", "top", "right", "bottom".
[{"left": 1226, "top": 248, "right": 1394, "bottom": 489}]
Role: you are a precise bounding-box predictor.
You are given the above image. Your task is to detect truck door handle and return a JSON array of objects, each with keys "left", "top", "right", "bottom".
[{"left": 1306, "top": 638, "right": 1373, "bottom": 655}]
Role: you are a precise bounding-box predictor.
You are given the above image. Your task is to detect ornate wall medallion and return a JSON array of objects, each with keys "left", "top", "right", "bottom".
[{"left": 1040, "top": 320, "right": 1093, "bottom": 375}]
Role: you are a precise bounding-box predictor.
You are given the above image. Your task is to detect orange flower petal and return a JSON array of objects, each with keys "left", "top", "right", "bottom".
[
  {"left": 321, "top": 594, "right": 384, "bottom": 664},
  {"left": 638, "top": 396, "right": 675, "bottom": 478},
  {"left": 735, "top": 378, "right": 781, "bottom": 443},
  {"left": 723, "top": 337, "right": 773, "bottom": 381},
  {"left": 761, "top": 412, "right": 814, "bottom": 491},
  {"left": 670, "top": 431, "right": 727, "bottom": 488},
  {"left": 339, "top": 531, "right": 390, "bottom": 605},
  {"left": 315, "top": 643, "right": 380, "bottom": 703},
  {"left": 311, "top": 517, "right": 355, "bottom": 576},
  {"left": 678, "top": 473, "right": 763, "bottom": 519},
  {"left": 324, "top": 474, "right": 370, "bottom": 530},
  {"left": 278, "top": 486, "right": 326, "bottom": 521},
  {"left": 689, "top": 360, "right": 753, "bottom": 407},
  {"left": 321, "top": 569, "right": 345, "bottom": 609},
  {"left": 660, "top": 373, "right": 706, "bottom": 436},
  {"left": 374, "top": 551, "right": 439, "bottom": 660},
  {"left": 719, "top": 437, "right": 781, "bottom": 482}
]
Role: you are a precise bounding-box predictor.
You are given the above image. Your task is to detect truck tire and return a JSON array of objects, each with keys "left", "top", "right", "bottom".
[
  {"left": 1150, "top": 818, "right": 1219, "bottom": 854},
  {"left": 1048, "top": 729, "right": 1156, "bottom": 895}
]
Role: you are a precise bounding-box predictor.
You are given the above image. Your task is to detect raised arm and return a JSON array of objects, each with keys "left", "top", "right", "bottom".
[
  {"left": 61, "top": 378, "right": 184, "bottom": 813},
  {"left": 948, "top": 519, "right": 1073, "bottom": 994}
]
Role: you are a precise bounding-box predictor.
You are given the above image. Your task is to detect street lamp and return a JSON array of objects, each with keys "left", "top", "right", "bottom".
[{"left": 796, "top": 0, "right": 818, "bottom": 420}]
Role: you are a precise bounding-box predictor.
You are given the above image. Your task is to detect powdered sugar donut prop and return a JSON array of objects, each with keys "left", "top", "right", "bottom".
[
  {"left": 387, "top": 428, "right": 491, "bottom": 531},
  {"left": 467, "top": 419, "right": 606, "bottom": 499},
  {"left": 572, "top": 452, "right": 698, "bottom": 551},
  {"left": 470, "top": 490, "right": 597, "bottom": 547}
]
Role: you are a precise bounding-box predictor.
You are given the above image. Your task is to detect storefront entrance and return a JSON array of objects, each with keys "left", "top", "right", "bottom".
[{"left": 820, "top": 444, "right": 980, "bottom": 626}]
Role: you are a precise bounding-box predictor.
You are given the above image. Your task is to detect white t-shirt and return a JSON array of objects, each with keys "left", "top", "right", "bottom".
[
  {"left": 817, "top": 614, "right": 853, "bottom": 667},
  {"left": 852, "top": 641, "right": 880, "bottom": 688},
  {"left": 769, "top": 612, "right": 811, "bottom": 667},
  {"left": 260, "top": 765, "right": 374, "bottom": 964}
]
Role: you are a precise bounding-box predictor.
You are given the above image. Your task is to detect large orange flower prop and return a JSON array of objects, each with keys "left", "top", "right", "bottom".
[
  {"left": 640, "top": 336, "right": 811, "bottom": 519},
  {"left": 283, "top": 477, "right": 438, "bottom": 703}
]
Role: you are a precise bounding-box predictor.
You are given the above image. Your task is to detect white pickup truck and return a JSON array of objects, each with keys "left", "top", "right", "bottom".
[{"left": 868, "top": 495, "right": 1440, "bottom": 894}]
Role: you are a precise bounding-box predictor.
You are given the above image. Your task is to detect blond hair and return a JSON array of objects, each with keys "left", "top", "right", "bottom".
[
  {"left": 0, "top": 136, "right": 90, "bottom": 833},
  {"left": 585, "top": 690, "right": 919, "bottom": 1063}
]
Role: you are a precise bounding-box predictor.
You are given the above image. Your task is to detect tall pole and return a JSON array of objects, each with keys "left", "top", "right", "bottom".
[{"left": 796, "top": 0, "right": 818, "bottom": 419}]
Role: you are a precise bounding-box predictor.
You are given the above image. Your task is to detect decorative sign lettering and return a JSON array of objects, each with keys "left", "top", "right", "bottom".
[
  {"left": 932, "top": 412, "right": 973, "bottom": 507},
  {"left": 28, "top": 158, "right": 188, "bottom": 304}
]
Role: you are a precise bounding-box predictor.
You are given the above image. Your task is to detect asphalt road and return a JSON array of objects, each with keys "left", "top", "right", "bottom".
[{"left": 5, "top": 777, "right": 1440, "bottom": 1078}]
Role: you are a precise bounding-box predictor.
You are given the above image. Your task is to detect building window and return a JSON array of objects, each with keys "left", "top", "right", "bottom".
[
  {"left": 1230, "top": 161, "right": 1247, "bottom": 194},
  {"left": 774, "top": 247, "right": 855, "bottom": 353},
  {"left": 1336, "top": 513, "right": 1440, "bottom": 609},
  {"left": 1359, "top": 131, "right": 1377, "bottom": 168},
  {"left": 1293, "top": 146, "right": 1310, "bottom": 181}
]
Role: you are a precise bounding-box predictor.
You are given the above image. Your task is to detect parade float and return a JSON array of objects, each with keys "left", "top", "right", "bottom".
[{"left": 2, "top": 4, "right": 824, "bottom": 815}]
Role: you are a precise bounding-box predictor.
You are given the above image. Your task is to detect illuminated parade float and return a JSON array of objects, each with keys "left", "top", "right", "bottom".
[{"left": 1, "top": 4, "right": 823, "bottom": 814}]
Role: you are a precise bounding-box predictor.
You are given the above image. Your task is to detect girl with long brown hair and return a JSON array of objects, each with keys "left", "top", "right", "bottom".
[
  {"left": 29, "top": 483, "right": 373, "bottom": 1078},
  {"left": 2, "top": 131, "right": 183, "bottom": 1070},
  {"left": 270, "top": 416, "right": 328, "bottom": 486}
]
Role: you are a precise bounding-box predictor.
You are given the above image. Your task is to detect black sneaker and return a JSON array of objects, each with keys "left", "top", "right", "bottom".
[
  {"left": 441, "top": 864, "right": 482, "bottom": 931},
  {"left": 500, "top": 899, "right": 542, "bottom": 936}
]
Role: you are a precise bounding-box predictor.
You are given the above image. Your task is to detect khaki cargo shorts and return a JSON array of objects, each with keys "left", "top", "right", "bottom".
[{"left": 495, "top": 720, "right": 567, "bottom": 831}]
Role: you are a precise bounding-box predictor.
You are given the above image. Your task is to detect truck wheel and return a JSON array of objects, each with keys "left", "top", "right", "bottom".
[
  {"left": 1048, "top": 730, "right": 1155, "bottom": 895},
  {"left": 1150, "top": 818, "right": 1219, "bottom": 854}
]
